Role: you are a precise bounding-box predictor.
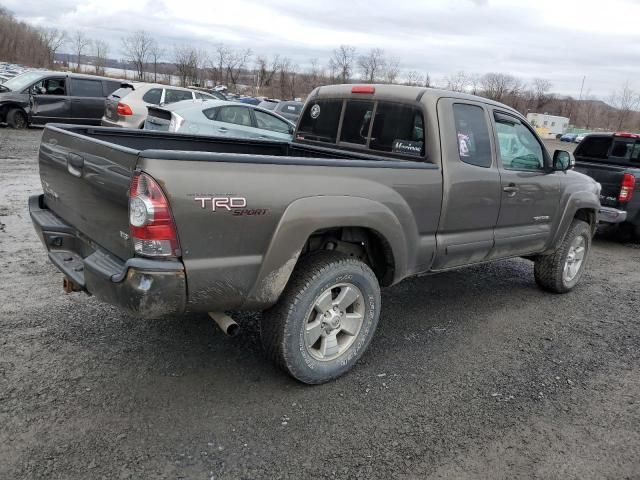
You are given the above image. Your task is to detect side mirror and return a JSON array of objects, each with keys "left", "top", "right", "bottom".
[
  {"left": 553, "top": 150, "right": 574, "bottom": 171},
  {"left": 288, "top": 125, "right": 294, "bottom": 135}
]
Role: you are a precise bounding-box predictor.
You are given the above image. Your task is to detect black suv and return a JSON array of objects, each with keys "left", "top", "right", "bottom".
[
  {"left": 574, "top": 132, "right": 640, "bottom": 238},
  {"left": 0, "top": 71, "right": 121, "bottom": 128}
]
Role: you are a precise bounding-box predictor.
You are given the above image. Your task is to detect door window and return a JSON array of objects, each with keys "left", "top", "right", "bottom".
[
  {"left": 164, "top": 89, "right": 193, "bottom": 104},
  {"left": 494, "top": 113, "right": 545, "bottom": 171},
  {"left": 32, "top": 78, "right": 66, "bottom": 95},
  {"left": 340, "top": 100, "right": 374, "bottom": 145},
  {"left": 70, "top": 79, "right": 103, "bottom": 97},
  {"left": 254, "top": 110, "right": 291, "bottom": 134},
  {"left": 142, "top": 88, "right": 162, "bottom": 105},
  {"left": 453, "top": 103, "right": 492, "bottom": 167},
  {"left": 217, "top": 106, "right": 252, "bottom": 126}
]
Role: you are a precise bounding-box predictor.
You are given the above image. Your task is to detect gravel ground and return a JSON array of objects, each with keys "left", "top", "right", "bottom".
[{"left": 1, "top": 128, "right": 639, "bottom": 480}]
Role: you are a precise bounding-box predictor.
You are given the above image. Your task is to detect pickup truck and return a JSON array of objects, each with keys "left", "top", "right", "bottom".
[
  {"left": 30, "top": 84, "right": 601, "bottom": 384},
  {"left": 573, "top": 132, "right": 640, "bottom": 239}
]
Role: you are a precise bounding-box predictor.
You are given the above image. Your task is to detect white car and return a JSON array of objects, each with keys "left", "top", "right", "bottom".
[
  {"left": 143, "top": 99, "right": 295, "bottom": 141},
  {"left": 575, "top": 133, "right": 590, "bottom": 143}
]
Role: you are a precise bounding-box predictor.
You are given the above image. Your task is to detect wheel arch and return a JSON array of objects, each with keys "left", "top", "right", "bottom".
[
  {"left": 243, "top": 195, "right": 411, "bottom": 308},
  {"left": 545, "top": 190, "right": 599, "bottom": 254},
  {"left": 0, "top": 102, "right": 27, "bottom": 123}
]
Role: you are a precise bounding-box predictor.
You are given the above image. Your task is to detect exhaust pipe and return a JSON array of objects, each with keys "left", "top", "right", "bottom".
[{"left": 208, "top": 312, "right": 239, "bottom": 337}]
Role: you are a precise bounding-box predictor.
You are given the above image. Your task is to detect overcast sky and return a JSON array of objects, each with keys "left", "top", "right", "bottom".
[{"left": 4, "top": 0, "right": 640, "bottom": 98}]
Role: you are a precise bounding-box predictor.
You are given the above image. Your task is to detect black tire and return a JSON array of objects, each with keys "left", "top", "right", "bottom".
[
  {"left": 261, "top": 251, "right": 381, "bottom": 384},
  {"left": 6, "top": 108, "right": 28, "bottom": 129},
  {"left": 534, "top": 219, "right": 591, "bottom": 293}
]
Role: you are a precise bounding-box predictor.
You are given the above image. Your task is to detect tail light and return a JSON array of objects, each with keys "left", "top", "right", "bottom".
[
  {"left": 619, "top": 173, "right": 636, "bottom": 203},
  {"left": 168, "top": 113, "right": 185, "bottom": 132},
  {"left": 117, "top": 102, "right": 133, "bottom": 116},
  {"left": 352, "top": 85, "right": 375, "bottom": 94},
  {"left": 129, "top": 172, "right": 180, "bottom": 257}
]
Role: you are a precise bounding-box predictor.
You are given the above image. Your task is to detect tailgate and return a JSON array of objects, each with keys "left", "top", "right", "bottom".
[
  {"left": 574, "top": 161, "right": 626, "bottom": 208},
  {"left": 144, "top": 106, "right": 171, "bottom": 132},
  {"left": 38, "top": 125, "right": 138, "bottom": 260}
]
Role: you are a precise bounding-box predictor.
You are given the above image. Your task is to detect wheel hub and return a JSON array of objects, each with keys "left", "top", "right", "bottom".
[{"left": 323, "top": 309, "right": 343, "bottom": 332}]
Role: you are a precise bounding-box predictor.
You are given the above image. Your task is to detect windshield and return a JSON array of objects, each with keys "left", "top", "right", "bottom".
[{"left": 1, "top": 71, "right": 43, "bottom": 92}]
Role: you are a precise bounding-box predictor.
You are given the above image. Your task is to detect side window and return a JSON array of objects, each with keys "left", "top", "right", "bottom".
[
  {"left": 340, "top": 100, "right": 374, "bottom": 145},
  {"left": 164, "top": 89, "right": 193, "bottom": 104},
  {"left": 70, "top": 79, "right": 103, "bottom": 97},
  {"left": 32, "top": 78, "right": 66, "bottom": 95},
  {"left": 369, "top": 102, "right": 425, "bottom": 157},
  {"left": 494, "top": 113, "right": 545, "bottom": 171},
  {"left": 217, "top": 106, "right": 252, "bottom": 127},
  {"left": 142, "top": 88, "right": 162, "bottom": 105},
  {"left": 297, "top": 99, "right": 343, "bottom": 143},
  {"left": 453, "top": 103, "right": 492, "bottom": 168},
  {"left": 254, "top": 110, "right": 291, "bottom": 134},
  {"left": 575, "top": 136, "right": 611, "bottom": 159}
]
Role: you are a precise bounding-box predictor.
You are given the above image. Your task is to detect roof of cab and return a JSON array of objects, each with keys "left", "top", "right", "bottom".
[{"left": 311, "top": 84, "right": 520, "bottom": 116}]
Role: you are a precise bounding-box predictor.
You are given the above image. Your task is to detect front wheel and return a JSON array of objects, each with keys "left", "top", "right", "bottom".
[
  {"left": 261, "top": 252, "right": 381, "bottom": 384},
  {"left": 534, "top": 219, "right": 591, "bottom": 293},
  {"left": 7, "top": 108, "right": 28, "bottom": 129}
]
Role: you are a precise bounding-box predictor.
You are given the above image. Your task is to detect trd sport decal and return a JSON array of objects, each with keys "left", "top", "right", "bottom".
[{"left": 194, "top": 196, "right": 267, "bottom": 216}]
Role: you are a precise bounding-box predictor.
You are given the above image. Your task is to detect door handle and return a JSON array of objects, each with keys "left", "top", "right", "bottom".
[
  {"left": 67, "top": 153, "right": 84, "bottom": 178},
  {"left": 503, "top": 184, "right": 519, "bottom": 196},
  {"left": 218, "top": 127, "right": 228, "bottom": 132}
]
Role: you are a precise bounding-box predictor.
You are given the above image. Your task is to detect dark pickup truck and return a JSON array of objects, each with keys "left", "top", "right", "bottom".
[
  {"left": 574, "top": 132, "right": 640, "bottom": 239},
  {"left": 30, "top": 84, "right": 601, "bottom": 383}
]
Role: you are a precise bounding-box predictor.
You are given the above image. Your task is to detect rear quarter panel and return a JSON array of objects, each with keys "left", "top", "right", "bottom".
[{"left": 138, "top": 156, "right": 443, "bottom": 311}]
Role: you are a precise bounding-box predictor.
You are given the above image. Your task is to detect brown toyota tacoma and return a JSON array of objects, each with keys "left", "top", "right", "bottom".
[{"left": 30, "top": 84, "right": 600, "bottom": 383}]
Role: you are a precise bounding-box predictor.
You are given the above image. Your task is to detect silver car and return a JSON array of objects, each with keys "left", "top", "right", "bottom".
[
  {"left": 144, "top": 100, "right": 295, "bottom": 141},
  {"left": 102, "top": 83, "right": 219, "bottom": 129}
]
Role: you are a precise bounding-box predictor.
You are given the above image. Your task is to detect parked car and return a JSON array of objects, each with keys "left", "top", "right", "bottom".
[
  {"left": 257, "top": 99, "right": 278, "bottom": 111},
  {"left": 29, "top": 84, "right": 600, "bottom": 384},
  {"left": 574, "top": 131, "right": 640, "bottom": 239},
  {"left": 0, "top": 71, "right": 121, "bottom": 128},
  {"left": 560, "top": 133, "right": 578, "bottom": 142},
  {"left": 101, "top": 83, "right": 220, "bottom": 129},
  {"left": 271, "top": 101, "right": 304, "bottom": 122},
  {"left": 144, "top": 99, "right": 294, "bottom": 141},
  {"left": 187, "top": 86, "right": 228, "bottom": 100},
  {"left": 237, "top": 96, "right": 261, "bottom": 105}
]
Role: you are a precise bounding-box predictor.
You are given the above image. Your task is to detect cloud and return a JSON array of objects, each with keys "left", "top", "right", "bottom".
[{"left": 3, "top": 0, "right": 640, "bottom": 97}]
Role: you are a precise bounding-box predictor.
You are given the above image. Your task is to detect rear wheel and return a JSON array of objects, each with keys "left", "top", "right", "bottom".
[
  {"left": 261, "top": 252, "right": 381, "bottom": 384},
  {"left": 7, "top": 108, "right": 28, "bottom": 129},
  {"left": 534, "top": 219, "right": 591, "bottom": 293}
]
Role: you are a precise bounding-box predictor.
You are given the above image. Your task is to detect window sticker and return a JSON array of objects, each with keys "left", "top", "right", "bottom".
[
  {"left": 392, "top": 139, "right": 423, "bottom": 156},
  {"left": 310, "top": 104, "right": 321, "bottom": 118}
]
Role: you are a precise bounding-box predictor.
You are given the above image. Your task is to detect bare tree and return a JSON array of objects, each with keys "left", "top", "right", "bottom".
[
  {"left": 445, "top": 71, "right": 470, "bottom": 92},
  {"left": 404, "top": 70, "right": 424, "bottom": 86},
  {"left": 92, "top": 39, "right": 109, "bottom": 75},
  {"left": 307, "top": 57, "right": 325, "bottom": 90},
  {"left": 384, "top": 56, "right": 400, "bottom": 84},
  {"left": 39, "top": 28, "right": 66, "bottom": 67},
  {"left": 254, "top": 54, "right": 279, "bottom": 96},
  {"left": 610, "top": 82, "right": 640, "bottom": 130},
  {"left": 173, "top": 46, "right": 199, "bottom": 86},
  {"left": 357, "top": 48, "right": 385, "bottom": 83},
  {"left": 72, "top": 31, "right": 91, "bottom": 72},
  {"left": 121, "top": 30, "right": 153, "bottom": 81},
  {"left": 148, "top": 41, "right": 165, "bottom": 83},
  {"left": 532, "top": 78, "right": 553, "bottom": 110},
  {"left": 329, "top": 45, "right": 356, "bottom": 83},
  {"left": 480, "top": 72, "right": 523, "bottom": 102},
  {"left": 224, "top": 48, "right": 252, "bottom": 89},
  {"left": 424, "top": 73, "right": 432, "bottom": 88}
]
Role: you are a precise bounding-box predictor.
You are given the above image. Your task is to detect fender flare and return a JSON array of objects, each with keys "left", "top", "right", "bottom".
[
  {"left": 546, "top": 189, "right": 599, "bottom": 253},
  {"left": 244, "top": 195, "right": 414, "bottom": 307}
]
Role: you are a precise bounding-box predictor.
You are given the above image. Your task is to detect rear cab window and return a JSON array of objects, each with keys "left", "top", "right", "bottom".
[
  {"left": 576, "top": 134, "right": 640, "bottom": 165},
  {"left": 297, "top": 98, "right": 426, "bottom": 160}
]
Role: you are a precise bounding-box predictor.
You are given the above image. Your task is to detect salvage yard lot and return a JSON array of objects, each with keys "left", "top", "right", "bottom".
[{"left": 1, "top": 128, "right": 639, "bottom": 479}]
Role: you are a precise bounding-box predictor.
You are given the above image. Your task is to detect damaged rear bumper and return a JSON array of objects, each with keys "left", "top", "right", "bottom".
[{"left": 29, "top": 194, "right": 186, "bottom": 318}]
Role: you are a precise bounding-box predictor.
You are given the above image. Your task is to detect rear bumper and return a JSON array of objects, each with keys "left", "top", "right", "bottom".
[
  {"left": 100, "top": 117, "right": 123, "bottom": 128},
  {"left": 29, "top": 194, "right": 187, "bottom": 318},
  {"left": 597, "top": 206, "right": 627, "bottom": 224}
]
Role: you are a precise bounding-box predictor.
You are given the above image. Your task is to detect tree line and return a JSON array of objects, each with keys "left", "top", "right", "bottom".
[{"left": 1, "top": 6, "right": 639, "bottom": 132}]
